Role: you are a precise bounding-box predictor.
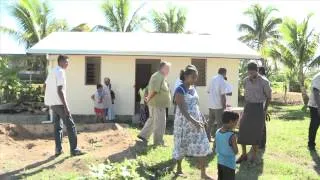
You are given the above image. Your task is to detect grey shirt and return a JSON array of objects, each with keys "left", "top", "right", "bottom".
[{"left": 244, "top": 75, "right": 272, "bottom": 103}]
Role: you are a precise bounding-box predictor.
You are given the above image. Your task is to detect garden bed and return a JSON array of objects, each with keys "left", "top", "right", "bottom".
[{"left": 0, "top": 123, "right": 137, "bottom": 179}]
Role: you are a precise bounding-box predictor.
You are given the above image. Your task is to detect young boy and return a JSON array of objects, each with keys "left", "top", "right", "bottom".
[
  {"left": 91, "top": 84, "right": 105, "bottom": 123},
  {"left": 216, "top": 111, "right": 239, "bottom": 180}
]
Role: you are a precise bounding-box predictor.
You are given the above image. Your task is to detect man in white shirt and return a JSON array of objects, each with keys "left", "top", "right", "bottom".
[
  {"left": 207, "top": 68, "right": 227, "bottom": 141},
  {"left": 224, "top": 77, "right": 233, "bottom": 106},
  {"left": 308, "top": 72, "right": 320, "bottom": 151},
  {"left": 44, "top": 55, "right": 84, "bottom": 157}
]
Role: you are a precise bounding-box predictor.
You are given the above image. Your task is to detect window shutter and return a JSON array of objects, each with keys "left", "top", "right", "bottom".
[
  {"left": 85, "top": 57, "right": 101, "bottom": 85},
  {"left": 191, "top": 59, "right": 207, "bottom": 86}
]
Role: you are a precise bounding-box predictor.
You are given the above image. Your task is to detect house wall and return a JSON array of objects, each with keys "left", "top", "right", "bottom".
[{"left": 47, "top": 55, "right": 240, "bottom": 116}]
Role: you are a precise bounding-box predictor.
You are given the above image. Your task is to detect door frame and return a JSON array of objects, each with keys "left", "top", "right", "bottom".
[{"left": 134, "top": 59, "right": 161, "bottom": 114}]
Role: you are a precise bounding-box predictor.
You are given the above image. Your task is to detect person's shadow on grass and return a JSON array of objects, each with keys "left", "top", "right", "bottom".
[
  {"left": 235, "top": 149, "right": 265, "bottom": 180},
  {"left": 0, "top": 155, "right": 69, "bottom": 179},
  {"left": 107, "top": 140, "right": 153, "bottom": 163},
  {"left": 309, "top": 149, "right": 320, "bottom": 175},
  {"left": 185, "top": 151, "right": 216, "bottom": 169}
]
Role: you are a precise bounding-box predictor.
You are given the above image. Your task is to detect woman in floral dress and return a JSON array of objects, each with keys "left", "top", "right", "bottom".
[{"left": 173, "top": 65, "right": 213, "bottom": 179}]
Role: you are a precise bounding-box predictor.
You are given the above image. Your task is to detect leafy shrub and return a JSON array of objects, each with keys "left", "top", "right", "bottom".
[
  {"left": 271, "top": 82, "right": 285, "bottom": 93},
  {"left": 269, "top": 71, "right": 286, "bottom": 82},
  {"left": 0, "top": 57, "right": 43, "bottom": 104},
  {"left": 20, "top": 84, "right": 43, "bottom": 102},
  {"left": 0, "top": 57, "right": 22, "bottom": 103},
  {"left": 87, "top": 159, "right": 144, "bottom": 180}
]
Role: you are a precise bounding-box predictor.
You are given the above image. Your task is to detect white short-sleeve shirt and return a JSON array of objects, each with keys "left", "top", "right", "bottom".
[
  {"left": 207, "top": 74, "right": 227, "bottom": 109},
  {"left": 225, "top": 81, "right": 233, "bottom": 106},
  {"left": 225, "top": 81, "right": 233, "bottom": 94},
  {"left": 308, "top": 72, "right": 320, "bottom": 108},
  {"left": 94, "top": 91, "right": 105, "bottom": 109},
  {"left": 44, "top": 66, "right": 66, "bottom": 106}
]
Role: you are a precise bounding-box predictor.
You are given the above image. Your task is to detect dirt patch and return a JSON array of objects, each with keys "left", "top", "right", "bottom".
[
  {"left": 272, "top": 92, "right": 303, "bottom": 105},
  {"left": 0, "top": 123, "right": 137, "bottom": 178}
]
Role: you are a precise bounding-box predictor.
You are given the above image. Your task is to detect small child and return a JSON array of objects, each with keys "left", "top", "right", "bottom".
[
  {"left": 139, "top": 86, "right": 149, "bottom": 126},
  {"left": 215, "top": 111, "right": 239, "bottom": 180},
  {"left": 91, "top": 84, "right": 105, "bottom": 123}
]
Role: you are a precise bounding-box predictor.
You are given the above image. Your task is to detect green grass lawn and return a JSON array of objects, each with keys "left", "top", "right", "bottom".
[{"left": 17, "top": 105, "right": 320, "bottom": 179}]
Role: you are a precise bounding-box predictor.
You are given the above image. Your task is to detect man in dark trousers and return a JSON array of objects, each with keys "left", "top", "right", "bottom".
[
  {"left": 308, "top": 72, "right": 320, "bottom": 151},
  {"left": 44, "top": 55, "right": 84, "bottom": 157}
]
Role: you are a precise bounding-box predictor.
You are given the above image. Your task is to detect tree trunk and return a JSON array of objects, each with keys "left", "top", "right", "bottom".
[
  {"left": 298, "top": 69, "right": 309, "bottom": 106},
  {"left": 283, "top": 82, "right": 288, "bottom": 104},
  {"left": 39, "top": 55, "right": 48, "bottom": 83},
  {"left": 274, "top": 60, "right": 278, "bottom": 71}
]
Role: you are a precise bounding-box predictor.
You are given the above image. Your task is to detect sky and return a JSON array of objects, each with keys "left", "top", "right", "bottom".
[{"left": 0, "top": 0, "right": 320, "bottom": 54}]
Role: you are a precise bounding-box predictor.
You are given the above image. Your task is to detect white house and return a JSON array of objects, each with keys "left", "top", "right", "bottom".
[{"left": 27, "top": 32, "right": 260, "bottom": 120}]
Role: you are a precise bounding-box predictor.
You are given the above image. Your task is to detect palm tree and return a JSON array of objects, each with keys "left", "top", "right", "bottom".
[
  {"left": 93, "top": 0, "right": 146, "bottom": 32},
  {"left": 0, "top": 0, "right": 69, "bottom": 49},
  {"left": 0, "top": 0, "right": 90, "bottom": 79},
  {"left": 150, "top": 5, "right": 187, "bottom": 33},
  {"left": 70, "top": 23, "right": 92, "bottom": 32},
  {"left": 238, "top": 4, "right": 282, "bottom": 67},
  {"left": 269, "top": 14, "right": 320, "bottom": 105},
  {"left": 0, "top": 0, "right": 70, "bottom": 80}
]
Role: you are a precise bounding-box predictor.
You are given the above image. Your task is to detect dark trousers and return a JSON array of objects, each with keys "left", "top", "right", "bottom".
[
  {"left": 166, "top": 108, "right": 169, "bottom": 119},
  {"left": 218, "top": 164, "right": 235, "bottom": 180},
  {"left": 51, "top": 105, "right": 78, "bottom": 153},
  {"left": 308, "top": 106, "right": 320, "bottom": 148}
]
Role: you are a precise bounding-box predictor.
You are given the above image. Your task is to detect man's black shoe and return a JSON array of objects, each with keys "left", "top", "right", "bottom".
[
  {"left": 55, "top": 151, "right": 63, "bottom": 157},
  {"left": 71, "top": 150, "right": 85, "bottom": 156}
]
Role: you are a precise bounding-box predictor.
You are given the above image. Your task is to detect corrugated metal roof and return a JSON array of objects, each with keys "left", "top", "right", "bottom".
[{"left": 27, "top": 32, "right": 260, "bottom": 59}]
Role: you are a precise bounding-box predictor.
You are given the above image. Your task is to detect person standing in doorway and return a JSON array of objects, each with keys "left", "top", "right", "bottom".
[
  {"left": 207, "top": 68, "right": 228, "bottom": 141},
  {"left": 139, "top": 85, "right": 149, "bottom": 126},
  {"left": 138, "top": 61, "right": 171, "bottom": 146},
  {"left": 308, "top": 72, "right": 320, "bottom": 151},
  {"left": 258, "top": 67, "right": 270, "bottom": 149},
  {"left": 103, "top": 77, "right": 112, "bottom": 120},
  {"left": 237, "top": 62, "right": 271, "bottom": 163},
  {"left": 44, "top": 55, "right": 84, "bottom": 157}
]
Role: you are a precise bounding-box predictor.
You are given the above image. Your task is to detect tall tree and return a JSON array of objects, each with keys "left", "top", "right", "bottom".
[
  {"left": 93, "top": 0, "right": 146, "bottom": 32},
  {"left": 269, "top": 14, "right": 320, "bottom": 105},
  {"left": 70, "top": 23, "right": 92, "bottom": 32},
  {"left": 0, "top": 0, "right": 69, "bottom": 49},
  {"left": 238, "top": 4, "right": 282, "bottom": 67},
  {"left": 0, "top": 0, "right": 89, "bottom": 79},
  {"left": 151, "top": 5, "right": 187, "bottom": 33}
]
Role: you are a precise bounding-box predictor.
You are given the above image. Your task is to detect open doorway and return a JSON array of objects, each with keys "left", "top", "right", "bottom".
[{"left": 135, "top": 59, "right": 160, "bottom": 114}]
